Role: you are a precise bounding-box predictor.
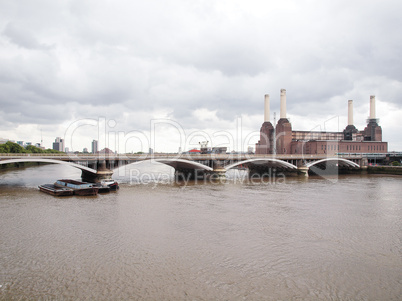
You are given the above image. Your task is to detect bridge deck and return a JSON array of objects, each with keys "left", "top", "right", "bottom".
[{"left": 0, "top": 153, "right": 365, "bottom": 161}]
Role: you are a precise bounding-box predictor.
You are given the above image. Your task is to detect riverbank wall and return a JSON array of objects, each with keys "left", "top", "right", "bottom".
[
  {"left": 366, "top": 166, "right": 402, "bottom": 176},
  {"left": 0, "top": 162, "right": 49, "bottom": 171}
]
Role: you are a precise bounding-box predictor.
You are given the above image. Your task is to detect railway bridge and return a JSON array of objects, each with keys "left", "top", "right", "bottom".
[{"left": 0, "top": 153, "right": 363, "bottom": 182}]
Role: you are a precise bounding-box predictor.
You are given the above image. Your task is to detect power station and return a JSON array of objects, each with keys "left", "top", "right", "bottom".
[{"left": 255, "top": 89, "right": 388, "bottom": 155}]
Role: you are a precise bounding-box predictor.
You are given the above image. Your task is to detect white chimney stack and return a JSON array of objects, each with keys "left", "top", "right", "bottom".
[
  {"left": 264, "top": 94, "right": 270, "bottom": 122},
  {"left": 280, "top": 89, "right": 286, "bottom": 119},
  {"left": 370, "top": 95, "right": 376, "bottom": 119},
  {"left": 348, "top": 100, "right": 354, "bottom": 125}
]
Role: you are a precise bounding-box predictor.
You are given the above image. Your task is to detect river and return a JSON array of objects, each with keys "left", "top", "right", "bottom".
[{"left": 0, "top": 163, "right": 400, "bottom": 300}]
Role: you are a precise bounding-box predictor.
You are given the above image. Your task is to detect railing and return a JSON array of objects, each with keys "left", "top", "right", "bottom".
[
  {"left": 0, "top": 152, "right": 365, "bottom": 161},
  {"left": 0, "top": 153, "right": 68, "bottom": 156},
  {"left": 2, "top": 152, "right": 397, "bottom": 159}
]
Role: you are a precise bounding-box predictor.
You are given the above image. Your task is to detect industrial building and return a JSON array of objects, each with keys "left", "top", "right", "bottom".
[{"left": 256, "top": 89, "right": 387, "bottom": 155}]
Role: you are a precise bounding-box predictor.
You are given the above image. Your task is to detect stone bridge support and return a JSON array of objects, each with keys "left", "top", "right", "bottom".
[
  {"left": 297, "top": 166, "right": 309, "bottom": 177},
  {"left": 81, "top": 160, "right": 113, "bottom": 183},
  {"left": 81, "top": 169, "right": 113, "bottom": 183},
  {"left": 208, "top": 160, "right": 227, "bottom": 179}
]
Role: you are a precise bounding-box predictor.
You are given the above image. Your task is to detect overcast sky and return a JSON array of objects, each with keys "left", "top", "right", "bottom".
[{"left": 0, "top": 0, "right": 401, "bottom": 152}]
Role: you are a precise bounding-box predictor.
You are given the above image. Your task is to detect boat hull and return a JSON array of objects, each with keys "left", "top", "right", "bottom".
[
  {"left": 101, "top": 179, "right": 119, "bottom": 191},
  {"left": 73, "top": 187, "right": 99, "bottom": 196},
  {"left": 108, "top": 182, "right": 119, "bottom": 191},
  {"left": 92, "top": 183, "right": 111, "bottom": 193},
  {"left": 39, "top": 184, "right": 74, "bottom": 196},
  {"left": 54, "top": 179, "right": 99, "bottom": 196}
]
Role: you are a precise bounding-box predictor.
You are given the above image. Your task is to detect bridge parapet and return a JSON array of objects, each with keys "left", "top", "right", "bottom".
[{"left": 1, "top": 152, "right": 364, "bottom": 160}]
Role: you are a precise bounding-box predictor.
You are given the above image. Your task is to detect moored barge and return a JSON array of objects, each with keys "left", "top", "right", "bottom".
[
  {"left": 38, "top": 184, "right": 74, "bottom": 196},
  {"left": 54, "top": 179, "right": 98, "bottom": 196}
]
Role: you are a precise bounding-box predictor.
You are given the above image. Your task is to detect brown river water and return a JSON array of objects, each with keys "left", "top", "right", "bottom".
[{"left": 0, "top": 163, "right": 401, "bottom": 300}]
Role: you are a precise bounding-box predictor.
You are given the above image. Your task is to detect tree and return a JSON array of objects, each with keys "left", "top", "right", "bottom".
[
  {"left": 25, "top": 145, "right": 44, "bottom": 153},
  {"left": 0, "top": 141, "right": 63, "bottom": 154},
  {"left": 0, "top": 141, "right": 25, "bottom": 153},
  {"left": 0, "top": 143, "right": 10, "bottom": 153},
  {"left": 44, "top": 149, "right": 63, "bottom": 154}
]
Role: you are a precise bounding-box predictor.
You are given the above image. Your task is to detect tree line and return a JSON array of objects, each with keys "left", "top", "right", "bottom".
[{"left": 0, "top": 141, "right": 63, "bottom": 154}]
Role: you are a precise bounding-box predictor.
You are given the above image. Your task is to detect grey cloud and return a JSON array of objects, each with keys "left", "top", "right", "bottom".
[
  {"left": 3, "top": 22, "right": 52, "bottom": 50},
  {"left": 0, "top": 0, "right": 401, "bottom": 150}
]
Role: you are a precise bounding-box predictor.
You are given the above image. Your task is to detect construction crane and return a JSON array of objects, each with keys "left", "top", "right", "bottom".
[{"left": 199, "top": 141, "right": 209, "bottom": 154}]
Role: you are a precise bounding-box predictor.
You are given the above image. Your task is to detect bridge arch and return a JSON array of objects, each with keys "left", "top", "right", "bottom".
[
  {"left": 0, "top": 158, "right": 97, "bottom": 174},
  {"left": 153, "top": 159, "right": 213, "bottom": 171},
  {"left": 306, "top": 158, "right": 360, "bottom": 169},
  {"left": 225, "top": 158, "right": 298, "bottom": 171},
  {"left": 111, "top": 159, "right": 213, "bottom": 171}
]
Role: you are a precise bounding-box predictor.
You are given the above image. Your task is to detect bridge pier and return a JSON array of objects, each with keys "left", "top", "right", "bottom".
[
  {"left": 297, "top": 166, "right": 309, "bottom": 177},
  {"left": 207, "top": 168, "right": 227, "bottom": 179},
  {"left": 81, "top": 160, "right": 113, "bottom": 183},
  {"left": 81, "top": 169, "right": 113, "bottom": 183},
  {"left": 208, "top": 161, "right": 226, "bottom": 179}
]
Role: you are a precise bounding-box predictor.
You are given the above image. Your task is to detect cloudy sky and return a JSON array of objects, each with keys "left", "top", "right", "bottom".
[{"left": 0, "top": 0, "right": 401, "bottom": 153}]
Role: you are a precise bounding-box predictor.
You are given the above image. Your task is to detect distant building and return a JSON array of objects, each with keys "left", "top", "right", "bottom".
[
  {"left": 98, "top": 148, "right": 116, "bottom": 156},
  {"left": 17, "top": 141, "right": 24, "bottom": 146},
  {"left": 83, "top": 148, "right": 88, "bottom": 153},
  {"left": 247, "top": 146, "right": 254, "bottom": 154},
  {"left": 91, "top": 140, "right": 98, "bottom": 154},
  {"left": 65, "top": 147, "right": 69, "bottom": 153},
  {"left": 256, "top": 90, "right": 387, "bottom": 155},
  {"left": 199, "top": 146, "right": 227, "bottom": 154},
  {"left": 199, "top": 141, "right": 209, "bottom": 154},
  {"left": 149, "top": 148, "right": 153, "bottom": 154},
  {"left": 34, "top": 143, "right": 45, "bottom": 150},
  {"left": 0, "top": 138, "right": 9, "bottom": 144},
  {"left": 52, "top": 137, "right": 65, "bottom": 152},
  {"left": 211, "top": 147, "right": 227, "bottom": 154}
]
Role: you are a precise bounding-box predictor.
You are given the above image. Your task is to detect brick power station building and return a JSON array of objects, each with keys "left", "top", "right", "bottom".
[{"left": 256, "top": 89, "right": 387, "bottom": 155}]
